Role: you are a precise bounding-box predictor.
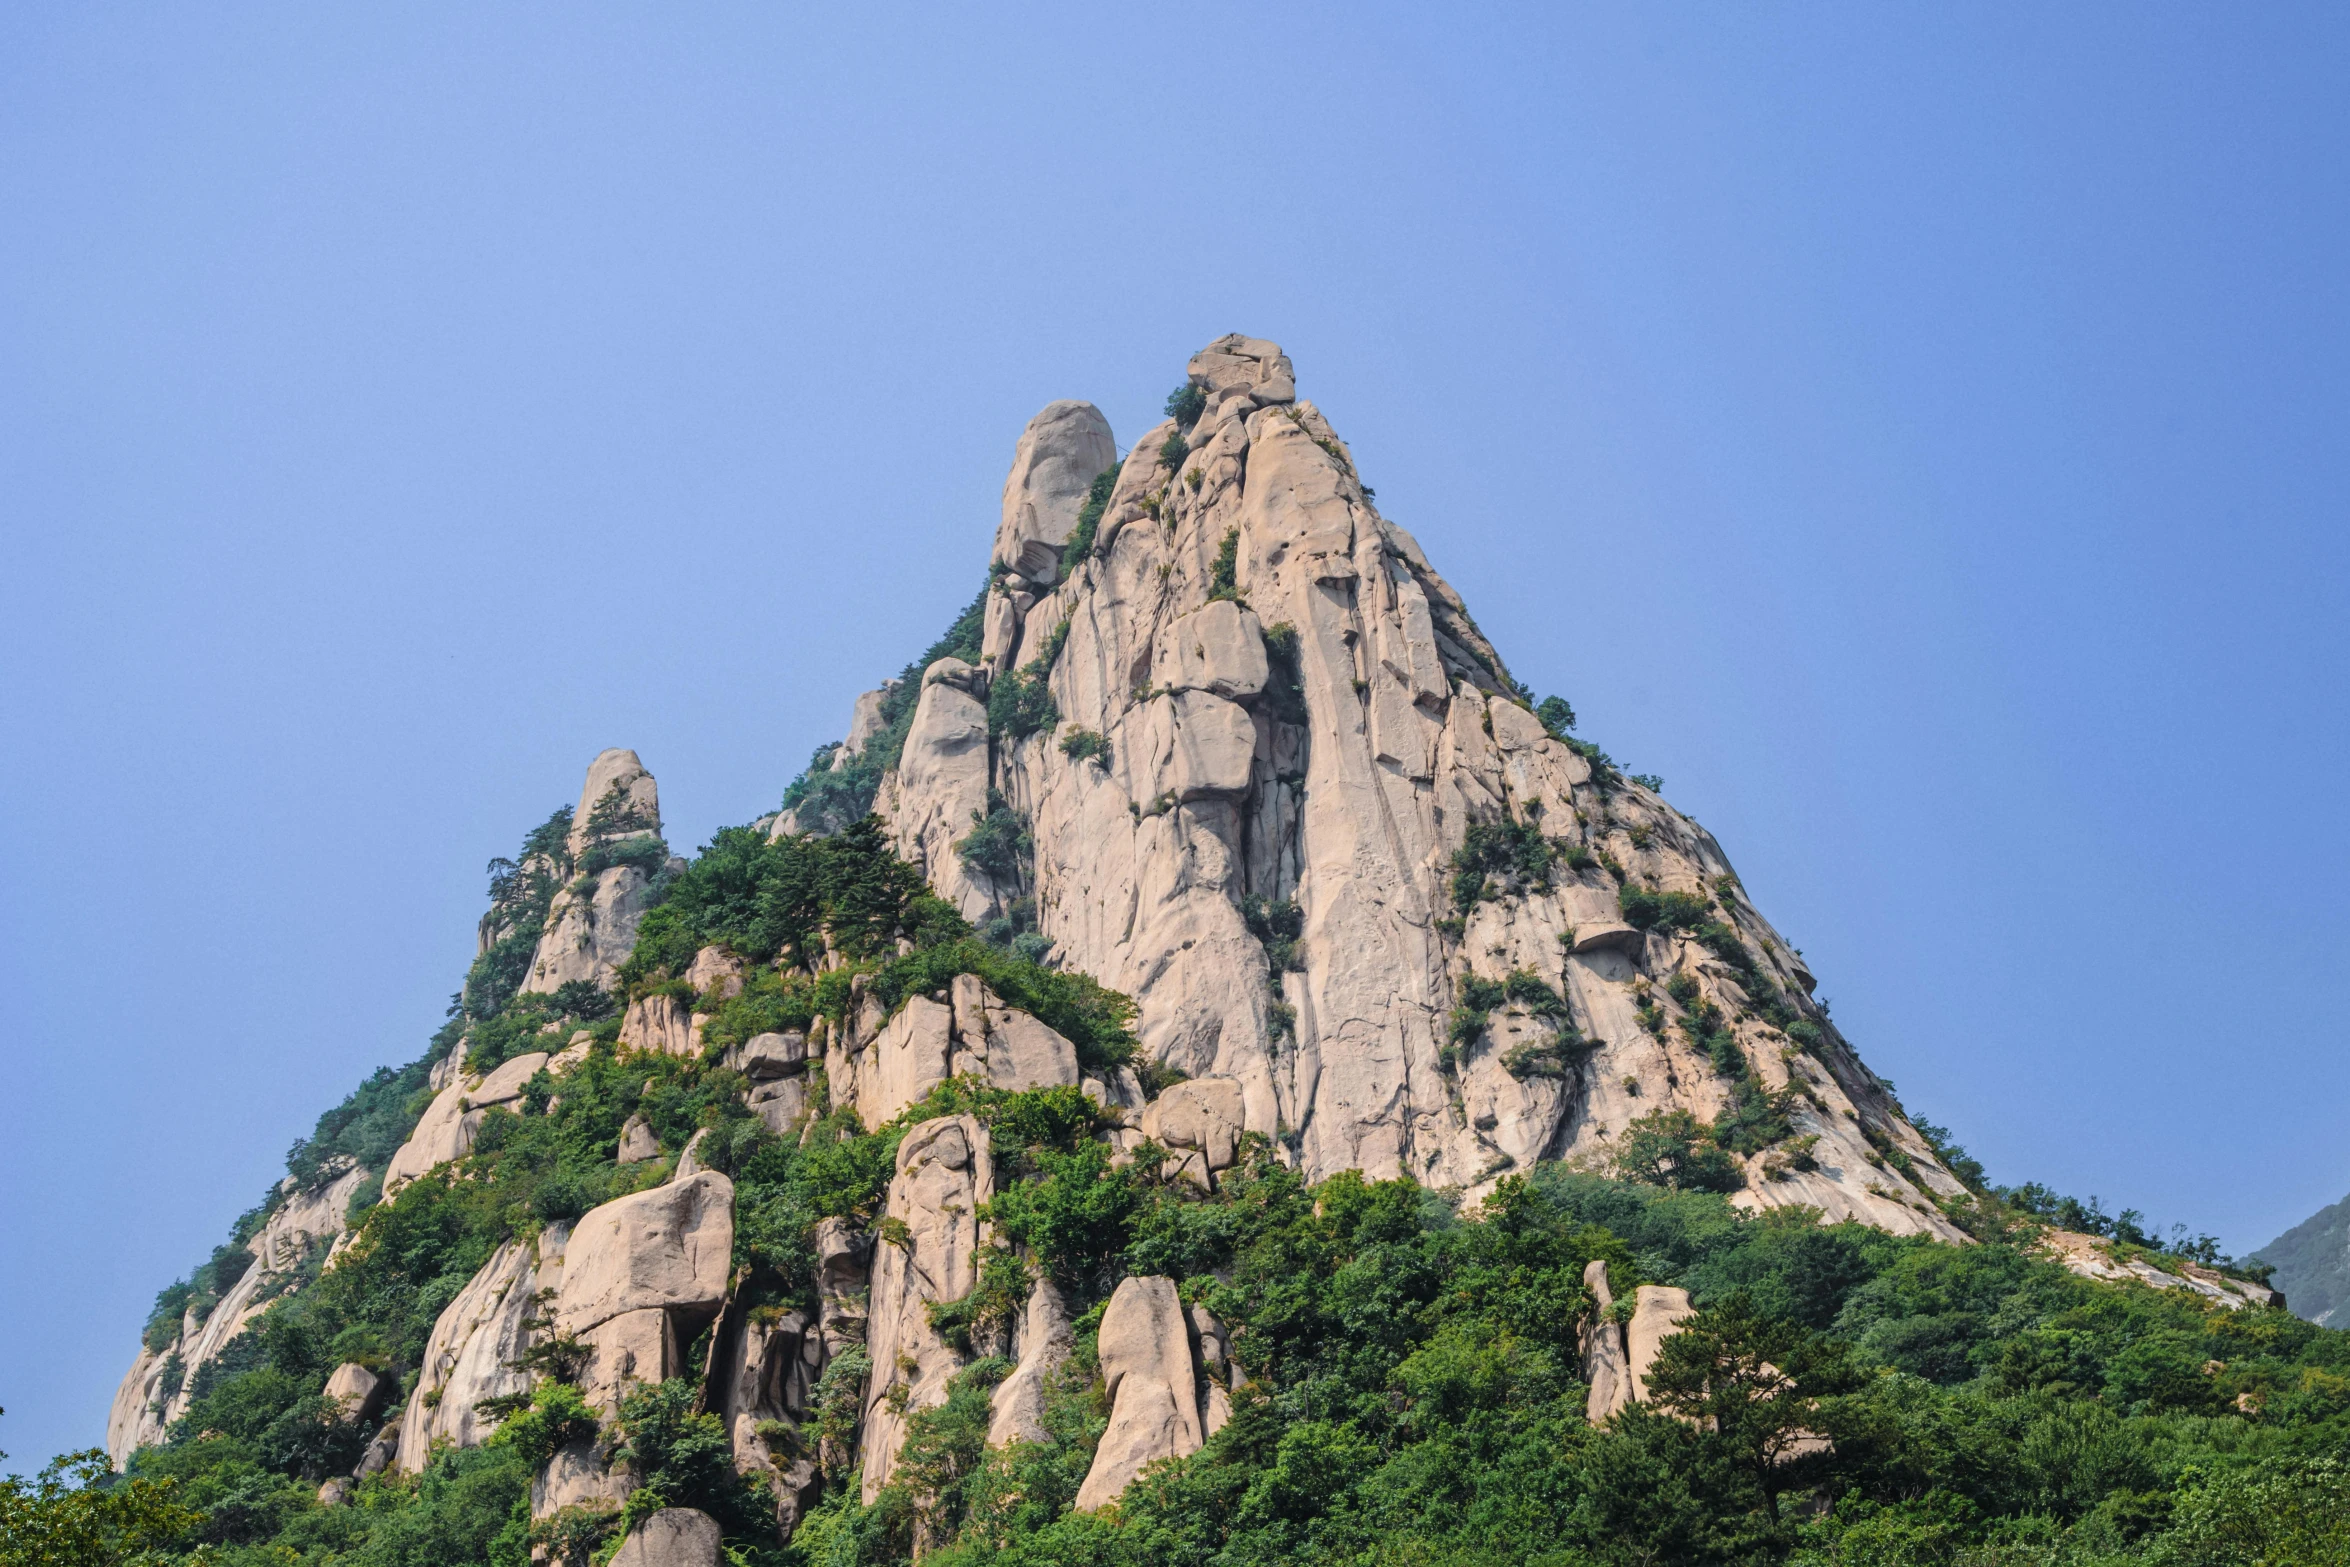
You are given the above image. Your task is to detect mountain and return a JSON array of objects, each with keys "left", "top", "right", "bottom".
[
  {"left": 2254, "top": 1192, "right": 2350, "bottom": 1327},
  {"left": 71, "top": 338, "right": 2339, "bottom": 1567}
]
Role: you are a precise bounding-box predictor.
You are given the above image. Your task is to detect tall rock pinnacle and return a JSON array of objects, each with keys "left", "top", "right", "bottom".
[{"left": 863, "top": 333, "right": 1969, "bottom": 1235}]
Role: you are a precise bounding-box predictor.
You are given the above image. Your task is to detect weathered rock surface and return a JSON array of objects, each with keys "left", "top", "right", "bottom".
[
  {"left": 1140, "top": 1077, "right": 1246, "bottom": 1188},
  {"left": 1076, "top": 1275, "right": 1207, "bottom": 1510},
  {"left": 621, "top": 990, "right": 695, "bottom": 1057},
  {"left": 110, "top": 1160, "right": 373, "bottom": 1462},
  {"left": 2040, "top": 1227, "right": 2283, "bottom": 1310},
  {"left": 1580, "top": 1259, "right": 1632, "bottom": 1423},
  {"left": 556, "top": 1172, "right": 733, "bottom": 1339},
  {"left": 397, "top": 1224, "right": 569, "bottom": 1473},
  {"left": 813, "top": 340, "right": 1972, "bottom": 1237},
  {"left": 524, "top": 749, "right": 664, "bottom": 994},
  {"left": 382, "top": 1050, "right": 550, "bottom": 1196},
  {"left": 611, "top": 1507, "right": 724, "bottom": 1567},
  {"left": 834, "top": 983, "right": 1081, "bottom": 1129},
  {"left": 875, "top": 661, "right": 995, "bottom": 921},
  {"left": 993, "top": 400, "right": 1118, "bottom": 584},
  {"left": 322, "top": 1362, "right": 386, "bottom": 1424},
  {"left": 1625, "top": 1285, "right": 1696, "bottom": 1406},
  {"left": 616, "top": 1113, "right": 660, "bottom": 1164},
  {"left": 987, "top": 1277, "right": 1073, "bottom": 1448},
  {"left": 860, "top": 1115, "right": 994, "bottom": 1501}
]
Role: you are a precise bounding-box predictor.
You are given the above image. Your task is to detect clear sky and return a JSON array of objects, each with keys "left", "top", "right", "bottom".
[{"left": 3, "top": 4, "right": 2345, "bottom": 1469}]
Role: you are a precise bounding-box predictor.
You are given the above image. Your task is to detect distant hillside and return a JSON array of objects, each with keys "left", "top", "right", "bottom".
[{"left": 2254, "top": 1190, "right": 2350, "bottom": 1327}]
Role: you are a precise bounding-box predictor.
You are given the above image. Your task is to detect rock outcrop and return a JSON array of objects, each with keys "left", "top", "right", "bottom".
[
  {"left": 381, "top": 1049, "right": 549, "bottom": 1196},
  {"left": 993, "top": 401, "right": 1118, "bottom": 585},
  {"left": 398, "top": 1223, "right": 569, "bottom": 1472},
  {"left": 1075, "top": 1275, "right": 1211, "bottom": 1510},
  {"left": 109, "top": 1160, "right": 373, "bottom": 1463},
  {"left": 848, "top": 336, "right": 1969, "bottom": 1235},
  {"left": 1624, "top": 1285, "right": 1697, "bottom": 1406},
  {"left": 859, "top": 1114, "right": 994, "bottom": 1501},
  {"left": 1580, "top": 1260, "right": 1633, "bottom": 1423},
  {"left": 2039, "top": 1227, "right": 2282, "bottom": 1311},
  {"left": 874, "top": 660, "right": 995, "bottom": 921},
  {"left": 611, "top": 1507, "right": 724, "bottom": 1567},
  {"left": 834, "top": 979, "right": 1082, "bottom": 1131},
  {"left": 523, "top": 749, "right": 665, "bottom": 994},
  {"left": 986, "top": 1277, "right": 1074, "bottom": 1449},
  {"left": 556, "top": 1172, "right": 734, "bottom": 1412}
]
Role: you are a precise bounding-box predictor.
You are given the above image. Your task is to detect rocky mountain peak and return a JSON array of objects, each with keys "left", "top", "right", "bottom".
[{"left": 866, "top": 335, "right": 1967, "bottom": 1231}]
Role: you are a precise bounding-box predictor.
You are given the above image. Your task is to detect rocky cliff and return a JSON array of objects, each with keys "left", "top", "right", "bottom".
[{"left": 99, "top": 338, "right": 2313, "bottom": 1567}]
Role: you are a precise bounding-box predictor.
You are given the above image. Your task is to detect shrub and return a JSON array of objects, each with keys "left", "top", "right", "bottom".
[
  {"left": 1619, "top": 883, "right": 1712, "bottom": 933},
  {"left": 955, "top": 790, "right": 1032, "bottom": 890},
  {"left": 1614, "top": 1108, "right": 1745, "bottom": 1193},
  {"left": 1058, "top": 727, "right": 1111, "bottom": 767},
  {"left": 1207, "top": 527, "right": 1243, "bottom": 604},
  {"left": 1536, "top": 695, "right": 1576, "bottom": 738},
  {"left": 1158, "top": 428, "right": 1189, "bottom": 469},
  {"left": 1450, "top": 821, "right": 1555, "bottom": 911},
  {"left": 987, "top": 662, "right": 1057, "bottom": 741},
  {"left": 487, "top": 1381, "right": 599, "bottom": 1470},
  {"left": 1059, "top": 467, "right": 1119, "bottom": 573},
  {"left": 1164, "top": 382, "right": 1207, "bottom": 430},
  {"left": 1240, "top": 895, "right": 1305, "bottom": 974}
]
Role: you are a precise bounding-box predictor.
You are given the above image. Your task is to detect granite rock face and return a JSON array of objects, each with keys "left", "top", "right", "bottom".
[
  {"left": 1076, "top": 1275, "right": 1210, "bottom": 1510},
  {"left": 109, "top": 1160, "right": 373, "bottom": 1463},
  {"left": 855, "top": 338, "right": 1969, "bottom": 1236},
  {"left": 524, "top": 749, "right": 665, "bottom": 994},
  {"left": 396, "top": 1225, "right": 569, "bottom": 1472},
  {"left": 859, "top": 1114, "right": 996, "bottom": 1501},
  {"left": 994, "top": 400, "right": 1118, "bottom": 585}
]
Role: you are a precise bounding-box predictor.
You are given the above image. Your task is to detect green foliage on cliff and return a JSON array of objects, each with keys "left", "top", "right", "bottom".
[{"left": 804, "top": 1162, "right": 2350, "bottom": 1567}]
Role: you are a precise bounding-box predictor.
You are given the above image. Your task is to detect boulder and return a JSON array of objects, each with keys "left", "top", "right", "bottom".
[
  {"left": 353, "top": 1422, "right": 398, "bottom": 1479},
  {"left": 982, "top": 1007, "right": 1082, "bottom": 1093},
  {"left": 1140, "top": 1077, "right": 1246, "bottom": 1185},
  {"left": 616, "top": 1113, "right": 660, "bottom": 1164},
  {"left": 1075, "top": 1276, "right": 1204, "bottom": 1510},
  {"left": 556, "top": 1172, "right": 734, "bottom": 1338},
  {"left": 748, "top": 1077, "right": 809, "bottom": 1137},
  {"left": 1153, "top": 601, "right": 1269, "bottom": 701},
  {"left": 531, "top": 1435, "right": 630, "bottom": 1522},
  {"left": 611, "top": 1507, "right": 724, "bottom": 1567},
  {"left": 994, "top": 401, "right": 1118, "bottom": 584},
  {"left": 731, "top": 1031, "right": 809, "bottom": 1079},
  {"left": 550, "top": 1030, "right": 595, "bottom": 1074},
  {"left": 1186, "top": 334, "right": 1295, "bottom": 405},
  {"left": 1139, "top": 691, "right": 1257, "bottom": 801},
  {"left": 685, "top": 945, "right": 745, "bottom": 1003},
  {"left": 860, "top": 1115, "right": 994, "bottom": 1500},
  {"left": 1625, "top": 1285, "right": 1696, "bottom": 1405},
  {"left": 321, "top": 1363, "right": 386, "bottom": 1425}
]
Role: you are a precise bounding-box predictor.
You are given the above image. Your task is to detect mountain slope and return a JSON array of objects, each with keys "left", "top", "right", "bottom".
[{"left": 2255, "top": 1191, "right": 2350, "bottom": 1326}]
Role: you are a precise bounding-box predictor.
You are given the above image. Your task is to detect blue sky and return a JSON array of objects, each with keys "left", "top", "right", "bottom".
[{"left": 3, "top": 4, "right": 2345, "bottom": 1468}]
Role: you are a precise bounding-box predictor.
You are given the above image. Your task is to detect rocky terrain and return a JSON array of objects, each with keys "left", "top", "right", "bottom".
[{"left": 88, "top": 340, "right": 2338, "bottom": 1567}]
